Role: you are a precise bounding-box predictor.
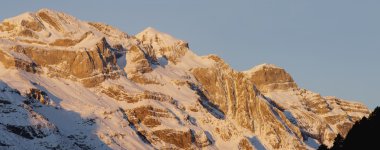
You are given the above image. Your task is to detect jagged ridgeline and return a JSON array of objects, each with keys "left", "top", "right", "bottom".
[
  {"left": 0, "top": 9, "right": 370, "bottom": 149},
  {"left": 318, "top": 107, "right": 380, "bottom": 150}
]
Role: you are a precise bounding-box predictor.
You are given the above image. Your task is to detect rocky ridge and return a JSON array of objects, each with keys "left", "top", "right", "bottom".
[{"left": 0, "top": 9, "right": 370, "bottom": 150}]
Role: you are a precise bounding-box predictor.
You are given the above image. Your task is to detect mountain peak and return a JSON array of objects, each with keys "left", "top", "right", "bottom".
[
  {"left": 2, "top": 11, "right": 36, "bottom": 24},
  {"left": 136, "top": 27, "right": 187, "bottom": 48},
  {"left": 135, "top": 27, "right": 189, "bottom": 64},
  {"left": 37, "top": 8, "right": 59, "bottom": 14},
  {"left": 35, "top": 8, "right": 75, "bottom": 23},
  {"left": 244, "top": 63, "right": 281, "bottom": 74},
  {"left": 244, "top": 63, "right": 298, "bottom": 92},
  {"left": 3, "top": 8, "right": 65, "bottom": 22},
  {"left": 141, "top": 26, "right": 160, "bottom": 34}
]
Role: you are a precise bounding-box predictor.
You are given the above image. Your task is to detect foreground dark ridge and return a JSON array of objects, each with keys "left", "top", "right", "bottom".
[{"left": 319, "top": 107, "right": 380, "bottom": 150}]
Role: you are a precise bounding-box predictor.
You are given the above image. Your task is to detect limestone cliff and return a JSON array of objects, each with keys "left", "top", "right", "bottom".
[{"left": 245, "top": 64, "right": 298, "bottom": 92}]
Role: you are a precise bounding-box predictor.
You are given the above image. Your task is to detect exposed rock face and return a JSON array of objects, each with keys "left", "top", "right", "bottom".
[
  {"left": 126, "top": 105, "right": 171, "bottom": 128},
  {"left": 26, "top": 88, "right": 49, "bottom": 104},
  {"left": 191, "top": 60, "right": 369, "bottom": 148},
  {"left": 152, "top": 129, "right": 193, "bottom": 149},
  {"left": 0, "top": 38, "right": 120, "bottom": 87},
  {"left": 101, "top": 85, "right": 138, "bottom": 103},
  {"left": 238, "top": 138, "right": 254, "bottom": 150},
  {"left": 245, "top": 64, "right": 298, "bottom": 92},
  {"left": 136, "top": 27, "right": 189, "bottom": 64},
  {"left": 0, "top": 49, "right": 39, "bottom": 73},
  {"left": 192, "top": 130, "right": 212, "bottom": 148},
  {"left": 264, "top": 88, "right": 369, "bottom": 147},
  {"left": 124, "top": 45, "right": 158, "bottom": 84},
  {"left": 0, "top": 9, "right": 129, "bottom": 87},
  {"left": 242, "top": 64, "right": 369, "bottom": 146},
  {"left": 191, "top": 58, "right": 305, "bottom": 149},
  {"left": 0, "top": 9, "right": 371, "bottom": 150},
  {"left": 123, "top": 105, "right": 197, "bottom": 149}
]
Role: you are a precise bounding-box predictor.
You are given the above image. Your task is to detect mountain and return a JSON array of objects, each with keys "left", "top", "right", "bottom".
[{"left": 0, "top": 9, "right": 370, "bottom": 150}]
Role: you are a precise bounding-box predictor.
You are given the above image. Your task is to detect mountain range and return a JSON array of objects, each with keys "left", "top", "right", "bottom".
[{"left": 0, "top": 9, "right": 370, "bottom": 150}]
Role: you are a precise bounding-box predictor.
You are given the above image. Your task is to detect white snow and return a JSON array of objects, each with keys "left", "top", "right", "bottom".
[
  {"left": 136, "top": 27, "right": 183, "bottom": 48},
  {"left": 0, "top": 8, "right": 134, "bottom": 52},
  {"left": 244, "top": 63, "right": 282, "bottom": 74}
]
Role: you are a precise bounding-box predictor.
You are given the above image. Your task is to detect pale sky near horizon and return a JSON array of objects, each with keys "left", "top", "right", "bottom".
[{"left": 1, "top": 1, "right": 379, "bottom": 109}]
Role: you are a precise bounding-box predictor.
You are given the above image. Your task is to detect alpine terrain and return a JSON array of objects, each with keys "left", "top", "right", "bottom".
[{"left": 0, "top": 9, "right": 370, "bottom": 150}]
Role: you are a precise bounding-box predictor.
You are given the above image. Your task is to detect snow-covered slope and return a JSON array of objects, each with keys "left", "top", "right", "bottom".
[{"left": 0, "top": 9, "right": 370, "bottom": 150}]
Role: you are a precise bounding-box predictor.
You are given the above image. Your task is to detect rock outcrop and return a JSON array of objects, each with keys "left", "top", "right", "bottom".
[
  {"left": 192, "top": 57, "right": 305, "bottom": 149},
  {"left": 245, "top": 64, "right": 298, "bottom": 92},
  {"left": 136, "top": 27, "right": 189, "bottom": 64},
  {"left": 0, "top": 9, "right": 127, "bottom": 87},
  {"left": 0, "top": 38, "right": 121, "bottom": 87}
]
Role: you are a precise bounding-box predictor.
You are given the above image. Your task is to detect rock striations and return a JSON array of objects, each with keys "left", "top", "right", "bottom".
[{"left": 0, "top": 9, "right": 370, "bottom": 150}]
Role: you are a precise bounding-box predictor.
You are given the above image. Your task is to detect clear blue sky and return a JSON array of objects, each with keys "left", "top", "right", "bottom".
[{"left": 1, "top": 1, "right": 379, "bottom": 109}]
